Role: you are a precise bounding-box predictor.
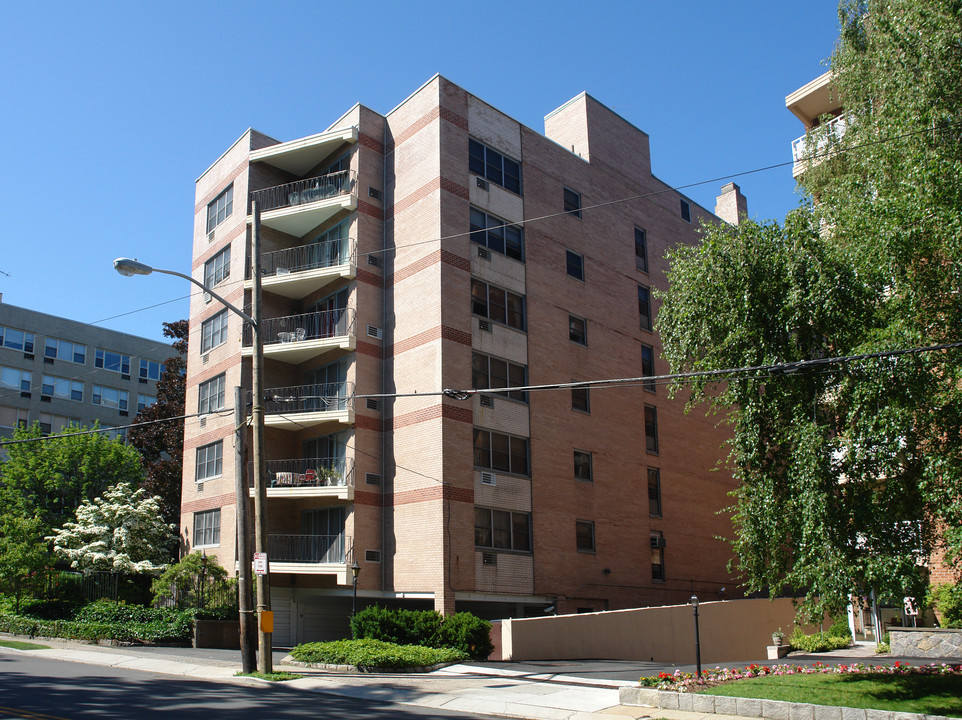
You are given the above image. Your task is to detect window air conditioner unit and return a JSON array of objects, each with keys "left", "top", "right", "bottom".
[
  {"left": 477, "top": 247, "right": 491, "bottom": 260},
  {"left": 478, "top": 319, "right": 492, "bottom": 332},
  {"left": 481, "top": 472, "right": 497, "bottom": 486},
  {"left": 651, "top": 537, "right": 667, "bottom": 549},
  {"left": 476, "top": 177, "right": 489, "bottom": 190},
  {"left": 479, "top": 395, "right": 494, "bottom": 408}
]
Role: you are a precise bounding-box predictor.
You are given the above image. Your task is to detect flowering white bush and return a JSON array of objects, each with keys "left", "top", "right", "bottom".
[{"left": 48, "top": 482, "right": 174, "bottom": 573}]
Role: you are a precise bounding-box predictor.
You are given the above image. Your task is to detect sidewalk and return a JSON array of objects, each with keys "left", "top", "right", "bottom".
[{"left": 0, "top": 635, "right": 921, "bottom": 720}]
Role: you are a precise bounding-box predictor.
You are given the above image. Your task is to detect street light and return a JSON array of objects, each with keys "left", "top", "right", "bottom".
[
  {"left": 691, "top": 594, "right": 702, "bottom": 678},
  {"left": 351, "top": 560, "right": 361, "bottom": 617},
  {"left": 113, "top": 228, "right": 273, "bottom": 674}
]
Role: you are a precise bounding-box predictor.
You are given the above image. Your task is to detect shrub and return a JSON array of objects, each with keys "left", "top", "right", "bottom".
[
  {"left": 929, "top": 583, "right": 962, "bottom": 628},
  {"left": 291, "top": 638, "right": 466, "bottom": 670},
  {"left": 350, "top": 605, "right": 442, "bottom": 647},
  {"left": 827, "top": 617, "right": 851, "bottom": 638},
  {"left": 0, "top": 600, "right": 194, "bottom": 643},
  {"left": 438, "top": 612, "right": 493, "bottom": 660},
  {"left": 151, "top": 552, "right": 234, "bottom": 610},
  {"left": 789, "top": 626, "right": 851, "bottom": 653}
]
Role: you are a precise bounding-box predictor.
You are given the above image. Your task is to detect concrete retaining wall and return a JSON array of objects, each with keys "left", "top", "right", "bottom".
[
  {"left": 890, "top": 628, "right": 962, "bottom": 658},
  {"left": 193, "top": 619, "right": 240, "bottom": 649},
  {"left": 502, "top": 597, "right": 810, "bottom": 664},
  {"left": 619, "top": 686, "right": 957, "bottom": 720}
]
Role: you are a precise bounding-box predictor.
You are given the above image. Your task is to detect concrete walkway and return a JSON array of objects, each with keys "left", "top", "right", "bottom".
[{"left": 0, "top": 636, "right": 941, "bottom": 720}]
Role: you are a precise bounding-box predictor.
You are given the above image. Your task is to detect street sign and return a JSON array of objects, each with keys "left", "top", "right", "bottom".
[
  {"left": 253, "top": 552, "right": 268, "bottom": 575},
  {"left": 903, "top": 596, "right": 919, "bottom": 616}
]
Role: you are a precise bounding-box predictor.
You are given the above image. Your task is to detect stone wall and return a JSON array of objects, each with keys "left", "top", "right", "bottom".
[{"left": 890, "top": 628, "right": 962, "bottom": 658}]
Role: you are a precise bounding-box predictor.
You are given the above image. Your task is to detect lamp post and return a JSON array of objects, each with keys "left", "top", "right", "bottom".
[
  {"left": 351, "top": 560, "right": 361, "bottom": 617},
  {"left": 691, "top": 594, "right": 702, "bottom": 678},
  {"left": 113, "top": 248, "right": 271, "bottom": 673}
]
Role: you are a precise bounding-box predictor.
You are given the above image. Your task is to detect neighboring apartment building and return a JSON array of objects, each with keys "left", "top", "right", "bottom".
[
  {"left": 184, "top": 75, "right": 746, "bottom": 645},
  {"left": 0, "top": 299, "right": 176, "bottom": 442}
]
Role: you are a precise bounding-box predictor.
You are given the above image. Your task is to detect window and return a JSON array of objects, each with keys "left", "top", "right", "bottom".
[
  {"left": 42, "top": 375, "right": 83, "bottom": 402},
  {"left": 569, "top": 315, "right": 587, "bottom": 346},
  {"left": 474, "top": 507, "right": 531, "bottom": 551},
  {"left": 651, "top": 531, "right": 666, "bottom": 581},
  {"left": 645, "top": 405, "right": 659, "bottom": 454},
  {"left": 566, "top": 250, "right": 584, "bottom": 281},
  {"left": 641, "top": 344, "right": 656, "bottom": 393},
  {"left": 196, "top": 441, "right": 223, "bottom": 481},
  {"left": 201, "top": 310, "right": 229, "bottom": 352},
  {"left": 204, "top": 245, "right": 231, "bottom": 287},
  {"left": 0, "top": 405, "right": 29, "bottom": 430},
  {"left": 648, "top": 468, "right": 662, "bottom": 517},
  {"left": 472, "top": 353, "right": 527, "bottom": 403},
  {"left": 139, "top": 359, "right": 163, "bottom": 381},
  {"left": 564, "top": 187, "right": 582, "bottom": 218},
  {"left": 680, "top": 198, "right": 691, "bottom": 223},
  {"left": 92, "top": 385, "right": 128, "bottom": 410},
  {"left": 45, "top": 338, "right": 86, "bottom": 364},
  {"left": 137, "top": 394, "right": 157, "bottom": 412},
  {"left": 206, "top": 184, "right": 233, "bottom": 233},
  {"left": 473, "top": 429, "right": 529, "bottom": 476},
  {"left": 194, "top": 509, "right": 221, "bottom": 547},
  {"left": 635, "top": 227, "right": 649, "bottom": 273},
  {"left": 470, "top": 207, "right": 524, "bottom": 261},
  {"left": 101, "top": 425, "right": 127, "bottom": 443},
  {"left": 468, "top": 138, "right": 522, "bottom": 194},
  {"left": 574, "top": 450, "right": 593, "bottom": 482},
  {"left": 198, "top": 373, "right": 226, "bottom": 414},
  {"left": 638, "top": 285, "right": 652, "bottom": 331},
  {"left": 576, "top": 520, "right": 595, "bottom": 552},
  {"left": 0, "top": 366, "right": 31, "bottom": 392},
  {"left": 95, "top": 348, "right": 131, "bottom": 375},
  {"left": 571, "top": 385, "right": 590, "bottom": 413},
  {"left": 471, "top": 280, "right": 525, "bottom": 331},
  {"left": 39, "top": 413, "right": 79, "bottom": 435},
  {"left": 0, "top": 326, "right": 35, "bottom": 353}
]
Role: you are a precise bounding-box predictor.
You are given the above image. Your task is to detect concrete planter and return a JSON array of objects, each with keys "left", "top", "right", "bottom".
[{"left": 619, "top": 686, "right": 958, "bottom": 720}]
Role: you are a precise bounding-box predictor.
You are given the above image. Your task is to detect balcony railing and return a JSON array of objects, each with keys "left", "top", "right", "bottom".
[
  {"left": 252, "top": 170, "right": 355, "bottom": 213},
  {"left": 260, "top": 533, "right": 351, "bottom": 564},
  {"left": 262, "top": 382, "right": 355, "bottom": 414},
  {"left": 243, "top": 309, "right": 355, "bottom": 348},
  {"left": 791, "top": 113, "right": 849, "bottom": 164},
  {"left": 255, "top": 457, "right": 355, "bottom": 488},
  {"left": 247, "top": 238, "right": 356, "bottom": 280}
]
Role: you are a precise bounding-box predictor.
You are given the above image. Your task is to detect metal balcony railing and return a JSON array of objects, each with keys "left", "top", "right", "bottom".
[
  {"left": 254, "top": 457, "right": 355, "bottom": 488},
  {"left": 262, "top": 382, "right": 355, "bottom": 415},
  {"left": 247, "top": 238, "right": 356, "bottom": 279},
  {"left": 251, "top": 170, "right": 355, "bottom": 213},
  {"left": 791, "top": 113, "right": 849, "bottom": 163},
  {"left": 259, "top": 534, "right": 351, "bottom": 564},
  {"left": 243, "top": 308, "right": 355, "bottom": 348}
]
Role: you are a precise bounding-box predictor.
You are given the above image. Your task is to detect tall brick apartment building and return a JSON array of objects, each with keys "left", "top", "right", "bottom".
[{"left": 184, "top": 75, "right": 745, "bottom": 645}]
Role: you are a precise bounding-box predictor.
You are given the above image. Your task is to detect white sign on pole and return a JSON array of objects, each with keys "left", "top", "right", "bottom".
[
  {"left": 253, "top": 552, "right": 268, "bottom": 575},
  {"left": 903, "top": 596, "right": 919, "bottom": 616}
]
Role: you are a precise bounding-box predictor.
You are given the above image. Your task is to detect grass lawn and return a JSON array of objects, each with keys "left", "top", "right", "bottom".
[
  {"left": 700, "top": 672, "right": 962, "bottom": 716},
  {"left": 0, "top": 639, "right": 50, "bottom": 651}
]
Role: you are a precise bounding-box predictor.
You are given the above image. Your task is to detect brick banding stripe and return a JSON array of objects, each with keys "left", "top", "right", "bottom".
[
  {"left": 358, "top": 199, "right": 384, "bottom": 220},
  {"left": 181, "top": 492, "right": 236, "bottom": 514},
  {"left": 358, "top": 133, "right": 384, "bottom": 154},
  {"left": 356, "top": 268, "right": 384, "bottom": 288}
]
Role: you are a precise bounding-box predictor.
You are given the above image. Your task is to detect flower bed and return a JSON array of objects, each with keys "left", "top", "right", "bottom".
[{"left": 638, "top": 661, "right": 962, "bottom": 693}]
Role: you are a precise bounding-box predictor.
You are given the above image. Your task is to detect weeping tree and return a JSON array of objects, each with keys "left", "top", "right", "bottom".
[{"left": 658, "top": 0, "right": 962, "bottom": 618}]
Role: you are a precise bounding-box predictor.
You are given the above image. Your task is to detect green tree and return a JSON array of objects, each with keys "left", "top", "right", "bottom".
[
  {"left": 658, "top": 0, "right": 962, "bottom": 617},
  {"left": 0, "top": 509, "right": 48, "bottom": 613},
  {"left": 48, "top": 482, "right": 174, "bottom": 573},
  {"left": 0, "top": 423, "right": 145, "bottom": 534},
  {"left": 128, "top": 320, "right": 187, "bottom": 538},
  {"left": 151, "top": 552, "right": 231, "bottom": 609}
]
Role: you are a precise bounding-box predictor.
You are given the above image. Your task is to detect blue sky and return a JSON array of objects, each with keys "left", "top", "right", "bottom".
[{"left": 0, "top": 1, "right": 841, "bottom": 345}]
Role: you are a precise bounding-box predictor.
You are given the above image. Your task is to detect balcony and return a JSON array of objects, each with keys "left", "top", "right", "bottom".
[
  {"left": 260, "top": 533, "right": 353, "bottom": 582},
  {"left": 791, "top": 114, "right": 849, "bottom": 178},
  {"left": 260, "top": 382, "right": 355, "bottom": 430},
  {"left": 243, "top": 309, "right": 355, "bottom": 364},
  {"left": 253, "top": 456, "right": 355, "bottom": 500},
  {"left": 252, "top": 170, "right": 356, "bottom": 238},
  {"left": 246, "top": 238, "right": 356, "bottom": 300}
]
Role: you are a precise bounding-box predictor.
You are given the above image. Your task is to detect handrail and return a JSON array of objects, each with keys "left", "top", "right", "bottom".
[
  {"left": 253, "top": 457, "right": 355, "bottom": 488},
  {"left": 261, "top": 382, "right": 355, "bottom": 414},
  {"left": 243, "top": 308, "right": 355, "bottom": 347},
  {"left": 251, "top": 170, "right": 355, "bottom": 213},
  {"left": 247, "top": 238, "right": 356, "bottom": 279}
]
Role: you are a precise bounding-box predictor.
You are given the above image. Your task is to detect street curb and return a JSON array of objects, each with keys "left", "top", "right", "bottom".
[{"left": 618, "top": 686, "right": 961, "bottom": 720}]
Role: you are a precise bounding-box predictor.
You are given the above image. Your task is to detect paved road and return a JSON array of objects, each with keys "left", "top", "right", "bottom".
[{"left": 0, "top": 652, "right": 500, "bottom": 720}]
